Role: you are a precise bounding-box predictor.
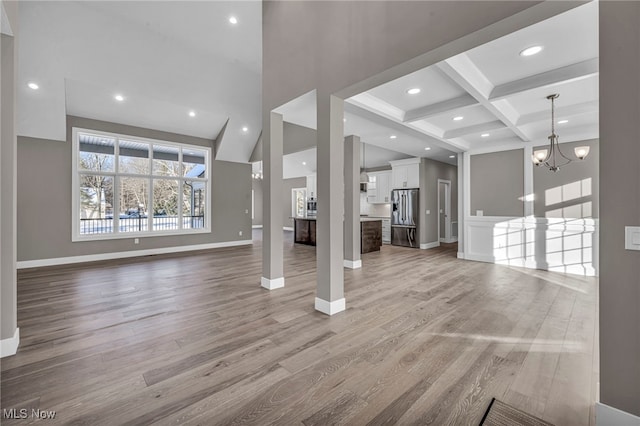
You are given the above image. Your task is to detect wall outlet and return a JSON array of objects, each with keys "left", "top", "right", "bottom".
[
  {"left": 476, "top": 210, "right": 484, "bottom": 216},
  {"left": 239, "top": 231, "right": 243, "bottom": 236},
  {"left": 245, "top": 209, "right": 249, "bottom": 214},
  {"left": 134, "top": 238, "right": 139, "bottom": 245}
]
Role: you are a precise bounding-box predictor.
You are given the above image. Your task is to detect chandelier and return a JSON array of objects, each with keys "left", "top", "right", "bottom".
[{"left": 531, "top": 94, "right": 590, "bottom": 172}]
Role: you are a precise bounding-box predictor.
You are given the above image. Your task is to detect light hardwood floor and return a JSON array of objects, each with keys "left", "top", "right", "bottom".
[{"left": 1, "top": 230, "right": 598, "bottom": 425}]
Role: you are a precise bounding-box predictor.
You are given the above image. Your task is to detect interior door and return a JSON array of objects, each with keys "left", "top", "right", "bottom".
[{"left": 438, "top": 181, "right": 451, "bottom": 241}]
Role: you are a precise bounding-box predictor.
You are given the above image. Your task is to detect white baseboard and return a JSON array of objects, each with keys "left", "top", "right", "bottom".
[
  {"left": 261, "top": 276, "right": 284, "bottom": 290},
  {"left": 0, "top": 328, "right": 19, "bottom": 358},
  {"left": 596, "top": 402, "right": 640, "bottom": 425},
  {"left": 283, "top": 227, "right": 294, "bottom": 231},
  {"left": 464, "top": 253, "right": 496, "bottom": 263},
  {"left": 420, "top": 241, "right": 440, "bottom": 250},
  {"left": 315, "top": 297, "right": 345, "bottom": 315},
  {"left": 439, "top": 237, "right": 458, "bottom": 243},
  {"left": 343, "top": 259, "right": 362, "bottom": 269},
  {"left": 252, "top": 225, "right": 263, "bottom": 229},
  {"left": 16, "top": 240, "right": 253, "bottom": 269},
  {"left": 457, "top": 252, "right": 465, "bottom": 259}
]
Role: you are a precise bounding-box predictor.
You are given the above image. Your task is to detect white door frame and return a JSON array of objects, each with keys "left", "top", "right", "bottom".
[{"left": 437, "top": 179, "right": 454, "bottom": 243}]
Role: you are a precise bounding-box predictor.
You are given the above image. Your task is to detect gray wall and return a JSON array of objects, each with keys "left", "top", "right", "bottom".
[
  {"left": 533, "top": 139, "right": 599, "bottom": 218},
  {"left": 470, "top": 149, "right": 524, "bottom": 217},
  {"left": 252, "top": 179, "right": 263, "bottom": 227},
  {"left": 17, "top": 116, "right": 252, "bottom": 262},
  {"left": 282, "top": 177, "right": 306, "bottom": 229},
  {"left": 420, "top": 158, "right": 458, "bottom": 245},
  {"left": 599, "top": 2, "right": 640, "bottom": 416},
  {"left": 250, "top": 121, "right": 319, "bottom": 162},
  {"left": 263, "top": 1, "right": 543, "bottom": 110}
]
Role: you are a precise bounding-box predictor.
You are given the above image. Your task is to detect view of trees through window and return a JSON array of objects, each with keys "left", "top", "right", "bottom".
[{"left": 75, "top": 131, "right": 208, "bottom": 238}]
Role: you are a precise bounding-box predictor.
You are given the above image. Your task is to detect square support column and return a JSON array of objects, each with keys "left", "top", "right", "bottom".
[
  {"left": 315, "top": 93, "right": 345, "bottom": 315},
  {"left": 261, "top": 111, "right": 285, "bottom": 290},
  {"left": 1, "top": 1, "right": 19, "bottom": 357},
  {"left": 343, "top": 135, "right": 361, "bottom": 269}
]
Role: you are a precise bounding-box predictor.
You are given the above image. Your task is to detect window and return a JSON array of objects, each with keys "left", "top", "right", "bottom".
[{"left": 72, "top": 128, "right": 210, "bottom": 241}]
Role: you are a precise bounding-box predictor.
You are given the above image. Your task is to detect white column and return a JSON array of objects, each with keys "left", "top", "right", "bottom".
[
  {"left": 261, "top": 111, "right": 285, "bottom": 290},
  {"left": 343, "top": 135, "right": 361, "bottom": 269},
  {"left": 1, "top": 0, "right": 19, "bottom": 357},
  {"left": 461, "top": 151, "right": 471, "bottom": 259},
  {"left": 457, "top": 152, "right": 465, "bottom": 259},
  {"left": 315, "top": 93, "right": 345, "bottom": 315}
]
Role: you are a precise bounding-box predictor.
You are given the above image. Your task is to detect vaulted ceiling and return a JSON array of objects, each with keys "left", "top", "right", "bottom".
[
  {"left": 17, "top": 1, "right": 598, "bottom": 172},
  {"left": 17, "top": 1, "right": 262, "bottom": 163}
]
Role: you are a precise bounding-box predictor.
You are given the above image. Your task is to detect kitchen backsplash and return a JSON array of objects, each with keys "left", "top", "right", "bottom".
[{"left": 360, "top": 192, "right": 391, "bottom": 217}]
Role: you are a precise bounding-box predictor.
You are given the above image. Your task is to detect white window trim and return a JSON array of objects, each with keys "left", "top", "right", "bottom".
[{"left": 72, "top": 127, "right": 212, "bottom": 242}]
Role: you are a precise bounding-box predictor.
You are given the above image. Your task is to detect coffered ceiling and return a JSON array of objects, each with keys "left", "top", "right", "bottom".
[{"left": 348, "top": 1, "right": 598, "bottom": 155}]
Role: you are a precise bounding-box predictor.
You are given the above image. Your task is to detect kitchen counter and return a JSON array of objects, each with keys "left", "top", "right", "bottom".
[{"left": 292, "top": 216, "right": 382, "bottom": 252}]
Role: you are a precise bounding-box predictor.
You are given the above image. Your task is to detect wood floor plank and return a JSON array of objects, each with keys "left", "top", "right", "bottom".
[{"left": 1, "top": 231, "right": 598, "bottom": 425}]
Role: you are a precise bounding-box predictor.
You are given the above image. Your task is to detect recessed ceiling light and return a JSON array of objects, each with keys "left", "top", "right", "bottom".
[
  {"left": 407, "top": 88, "right": 421, "bottom": 95},
  {"left": 449, "top": 155, "right": 455, "bottom": 158},
  {"left": 424, "top": 147, "right": 431, "bottom": 151},
  {"left": 558, "top": 119, "right": 569, "bottom": 124},
  {"left": 390, "top": 135, "right": 397, "bottom": 139},
  {"left": 520, "top": 45, "right": 543, "bottom": 57},
  {"left": 453, "top": 116, "right": 464, "bottom": 121},
  {"left": 189, "top": 111, "right": 196, "bottom": 117},
  {"left": 229, "top": 16, "right": 238, "bottom": 24},
  {"left": 114, "top": 94, "right": 124, "bottom": 102},
  {"left": 28, "top": 82, "right": 39, "bottom": 90},
  {"left": 481, "top": 133, "right": 490, "bottom": 138},
  {"left": 242, "top": 126, "right": 248, "bottom": 132},
  {"left": 302, "top": 161, "right": 307, "bottom": 165}
]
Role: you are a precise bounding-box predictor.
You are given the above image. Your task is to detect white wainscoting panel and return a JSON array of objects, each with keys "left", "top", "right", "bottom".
[{"left": 464, "top": 216, "right": 598, "bottom": 276}]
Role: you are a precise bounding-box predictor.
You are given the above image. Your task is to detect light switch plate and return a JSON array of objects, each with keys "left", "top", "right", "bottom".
[
  {"left": 625, "top": 226, "right": 640, "bottom": 250},
  {"left": 426, "top": 210, "right": 430, "bottom": 215}
]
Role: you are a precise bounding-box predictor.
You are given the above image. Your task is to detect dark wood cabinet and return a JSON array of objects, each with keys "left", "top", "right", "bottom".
[
  {"left": 361, "top": 220, "right": 382, "bottom": 253},
  {"left": 294, "top": 218, "right": 316, "bottom": 245}
]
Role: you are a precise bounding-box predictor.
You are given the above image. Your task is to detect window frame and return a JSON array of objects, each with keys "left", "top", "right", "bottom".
[{"left": 72, "top": 127, "right": 211, "bottom": 242}]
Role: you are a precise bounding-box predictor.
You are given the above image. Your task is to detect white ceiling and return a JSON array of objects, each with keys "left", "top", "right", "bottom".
[
  {"left": 350, "top": 1, "right": 599, "bottom": 155},
  {"left": 18, "top": 1, "right": 262, "bottom": 163},
  {"left": 19, "top": 1, "right": 598, "bottom": 169},
  {"left": 269, "top": 2, "right": 598, "bottom": 171}
]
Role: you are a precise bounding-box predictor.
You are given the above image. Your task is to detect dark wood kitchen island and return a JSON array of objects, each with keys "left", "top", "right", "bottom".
[{"left": 293, "top": 217, "right": 382, "bottom": 253}]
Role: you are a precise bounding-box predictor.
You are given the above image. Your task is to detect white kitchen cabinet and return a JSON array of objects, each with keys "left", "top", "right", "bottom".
[
  {"left": 366, "top": 174, "right": 377, "bottom": 204},
  {"left": 390, "top": 158, "right": 420, "bottom": 189},
  {"left": 306, "top": 174, "right": 317, "bottom": 199},
  {"left": 366, "top": 171, "right": 391, "bottom": 204}
]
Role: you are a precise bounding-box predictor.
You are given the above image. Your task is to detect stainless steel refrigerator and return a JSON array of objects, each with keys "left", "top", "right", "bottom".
[{"left": 391, "top": 188, "right": 419, "bottom": 248}]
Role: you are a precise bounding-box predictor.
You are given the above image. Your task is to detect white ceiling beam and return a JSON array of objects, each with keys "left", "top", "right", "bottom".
[
  {"left": 489, "top": 58, "right": 599, "bottom": 101},
  {"left": 437, "top": 54, "right": 530, "bottom": 142},
  {"left": 443, "top": 120, "right": 506, "bottom": 139},
  {"left": 344, "top": 101, "right": 469, "bottom": 152},
  {"left": 517, "top": 100, "right": 599, "bottom": 126},
  {"left": 403, "top": 94, "right": 478, "bottom": 122}
]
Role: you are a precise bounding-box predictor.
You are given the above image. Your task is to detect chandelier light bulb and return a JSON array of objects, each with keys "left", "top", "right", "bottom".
[{"left": 574, "top": 146, "right": 590, "bottom": 160}]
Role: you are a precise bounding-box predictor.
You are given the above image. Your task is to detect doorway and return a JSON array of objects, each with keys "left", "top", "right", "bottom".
[{"left": 438, "top": 179, "right": 452, "bottom": 243}]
